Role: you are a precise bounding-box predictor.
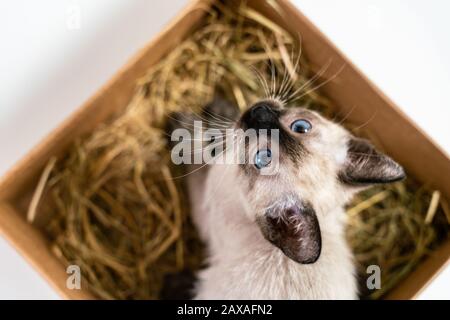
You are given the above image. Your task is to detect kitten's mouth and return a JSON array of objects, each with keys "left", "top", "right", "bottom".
[{"left": 257, "top": 200, "right": 322, "bottom": 264}]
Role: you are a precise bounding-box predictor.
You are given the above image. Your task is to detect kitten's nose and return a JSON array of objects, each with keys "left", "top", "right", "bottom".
[
  {"left": 240, "top": 102, "right": 279, "bottom": 130},
  {"left": 250, "top": 104, "right": 272, "bottom": 120}
]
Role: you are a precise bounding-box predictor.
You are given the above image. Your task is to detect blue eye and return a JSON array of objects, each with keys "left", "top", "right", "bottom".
[
  {"left": 291, "top": 119, "right": 312, "bottom": 133},
  {"left": 255, "top": 149, "right": 272, "bottom": 169}
]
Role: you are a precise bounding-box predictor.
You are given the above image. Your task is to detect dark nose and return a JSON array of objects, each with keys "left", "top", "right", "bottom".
[
  {"left": 241, "top": 102, "right": 279, "bottom": 130},
  {"left": 250, "top": 104, "right": 272, "bottom": 120}
]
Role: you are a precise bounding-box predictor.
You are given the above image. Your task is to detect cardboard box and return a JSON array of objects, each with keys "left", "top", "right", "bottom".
[{"left": 0, "top": 0, "right": 449, "bottom": 299}]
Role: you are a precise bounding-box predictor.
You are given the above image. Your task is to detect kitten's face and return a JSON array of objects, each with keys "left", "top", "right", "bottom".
[{"left": 232, "top": 99, "right": 405, "bottom": 264}]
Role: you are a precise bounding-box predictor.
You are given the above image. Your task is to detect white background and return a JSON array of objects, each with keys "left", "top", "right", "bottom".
[{"left": 0, "top": 0, "right": 449, "bottom": 299}]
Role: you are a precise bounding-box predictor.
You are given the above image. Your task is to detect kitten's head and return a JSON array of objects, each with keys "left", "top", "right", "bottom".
[{"left": 231, "top": 99, "right": 405, "bottom": 264}]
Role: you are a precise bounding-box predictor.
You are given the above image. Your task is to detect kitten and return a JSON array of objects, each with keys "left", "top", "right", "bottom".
[{"left": 169, "top": 98, "right": 405, "bottom": 299}]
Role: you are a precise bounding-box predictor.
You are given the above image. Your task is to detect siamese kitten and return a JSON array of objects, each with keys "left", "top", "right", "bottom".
[{"left": 169, "top": 98, "right": 405, "bottom": 299}]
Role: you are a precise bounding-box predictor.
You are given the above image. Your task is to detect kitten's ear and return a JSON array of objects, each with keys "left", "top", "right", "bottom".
[
  {"left": 257, "top": 202, "right": 321, "bottom": 264},
  {"left": 340, "top": 137, "right": 406, "bottom": 185}
]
